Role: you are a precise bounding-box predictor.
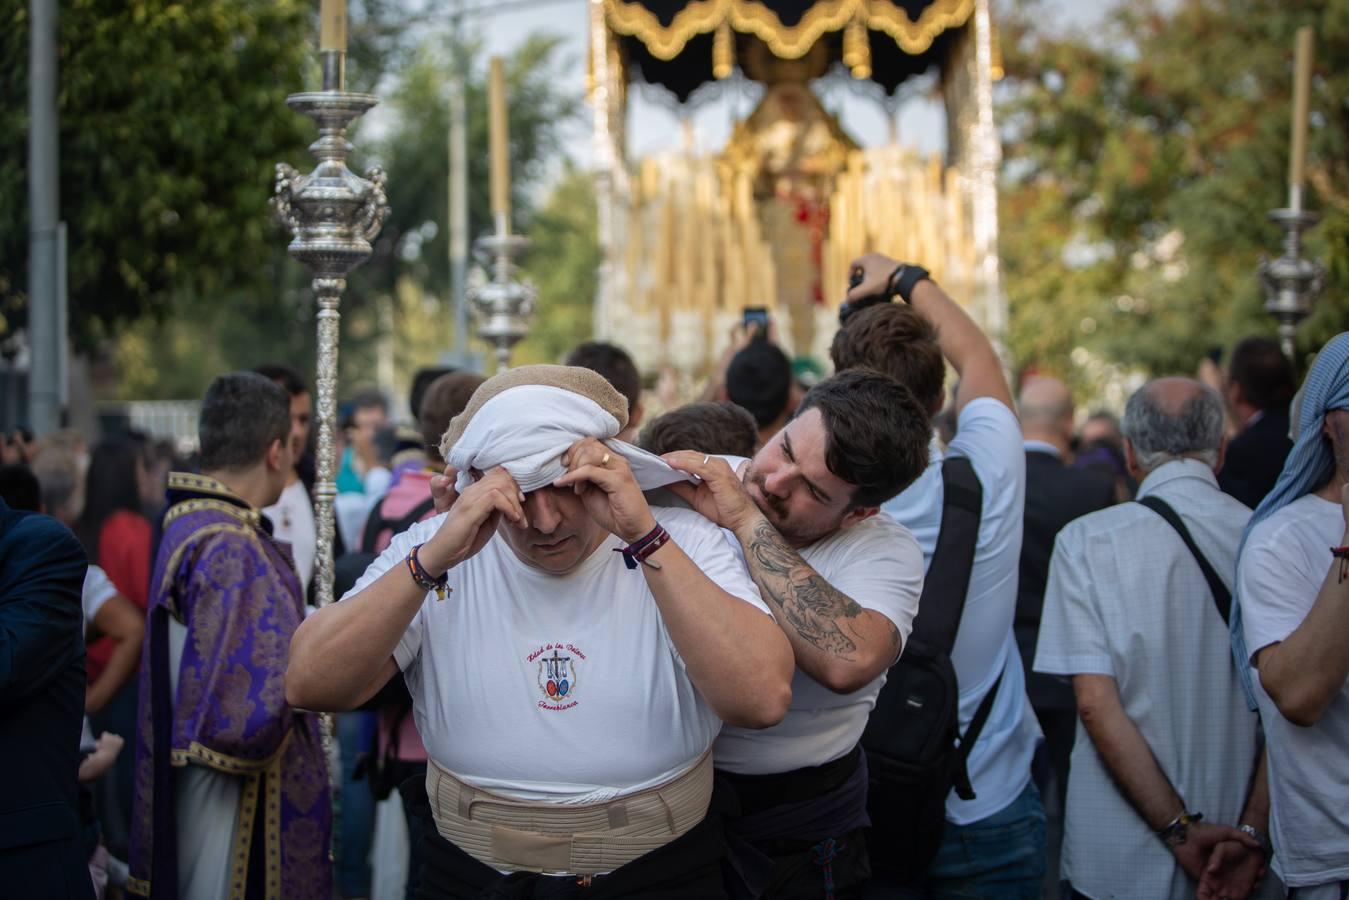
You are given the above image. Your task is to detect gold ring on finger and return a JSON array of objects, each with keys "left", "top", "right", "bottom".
[{"left": 600, "top": 452, "right": 611, "bottom": 468}]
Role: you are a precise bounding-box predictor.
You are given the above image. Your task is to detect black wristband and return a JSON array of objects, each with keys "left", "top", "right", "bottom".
[{"left": 887, "top": 264, "right": 932, "bottom": 303}]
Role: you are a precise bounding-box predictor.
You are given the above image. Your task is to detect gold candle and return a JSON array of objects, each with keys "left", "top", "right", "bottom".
[
  {"left": 489, "top": 56, "right": 511, "bottom": 232},
  {"left": 1288, "top": 26, "right": 1314, "bottom": 204},
  {"left": 319, "top": 0, "right": 346, "bottom": 52}
]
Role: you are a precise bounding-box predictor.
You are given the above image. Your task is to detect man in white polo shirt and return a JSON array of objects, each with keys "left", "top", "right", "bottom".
[
  {"left": 1236, "top": 333, "right": 1349, "bottom": 900},
  {"left": 831, "top": 253, "right": 1045, "bottom": 897},
  {"left": 286, "top": 366, "right": 794, "bottom": 898},
  {"left": 664, "top": 368, "right": 932, "bottom": 898}
]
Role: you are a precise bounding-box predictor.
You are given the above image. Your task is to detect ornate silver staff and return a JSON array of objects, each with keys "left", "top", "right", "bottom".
[
  {"left": 1259, "top": 26, "right": 1323, "bottom": 361},
  {"left": 469, "top": 56, "right": 535, "bottom": 369},
  {"left": 272, "top": 5, "right": 389, "bottom": 608}
]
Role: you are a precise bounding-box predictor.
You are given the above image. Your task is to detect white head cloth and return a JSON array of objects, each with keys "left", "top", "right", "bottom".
[{"left": 446, "top": 384, "right": 694, "bottom": 494}]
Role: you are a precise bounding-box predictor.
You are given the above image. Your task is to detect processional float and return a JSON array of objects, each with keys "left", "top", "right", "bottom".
[{"left": 589, "top": 0, "right": 1004, "bottom": 376}]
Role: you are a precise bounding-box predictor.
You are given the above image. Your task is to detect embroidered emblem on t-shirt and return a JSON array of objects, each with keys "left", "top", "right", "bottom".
[{"left": 527, "top": 643, "right": 586, "bottom": 711}]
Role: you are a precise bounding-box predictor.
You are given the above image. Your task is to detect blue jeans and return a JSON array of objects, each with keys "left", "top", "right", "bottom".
[
  {"left": 866, "top": 781, "right": 1046, "bottom": 899},
  {"left": 336, "top": 711, "right": 377, "bottom": 898}
]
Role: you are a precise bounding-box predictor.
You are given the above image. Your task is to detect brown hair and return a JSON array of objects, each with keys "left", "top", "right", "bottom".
[
  {"left": 798, "top": 369, "right": 932, "bottom": 508},
  {"left": 830, "top": 303, "right": 945, "bottom": 413},
  {"left": 420, "top": 372, "right": 487, "bottom": 463},
  {"left": 638, "top": 402, "right": 759, "bottom": 458}
]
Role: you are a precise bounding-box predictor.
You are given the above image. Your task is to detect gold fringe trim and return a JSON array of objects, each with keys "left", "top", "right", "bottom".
[
  {"left": 163, "top": 497, "right": 261, "bottom": 530},
  {"left": 713, "top": 19, "right": 734, "bottom": 78},
  {"left": 170, "top": 732, "right": 292, "bottom": 776},
  {"left": 127, "top": 876, "right": 151, "bottom": 897},
  {"left": 229, "top": 772, "right": 262, "bottom": 900},
  {"left": 843, "top": 10, "right": 871, "bottom": 78},
  {"left": 603, "top": 0, "right": 727, "bottom": 60},
  {"left": 866, "top": 0, "right": 974, "bottom": 54},
  {"left": 602, "top": 0, "right": 972, "bottom": 62}
]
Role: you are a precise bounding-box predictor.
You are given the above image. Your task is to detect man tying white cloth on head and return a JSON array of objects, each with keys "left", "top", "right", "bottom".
[{"left": 286, "top": 365, "right": 794, "bottom": 899}]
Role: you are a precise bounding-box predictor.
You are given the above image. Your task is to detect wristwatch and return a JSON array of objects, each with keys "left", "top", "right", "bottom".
[
  {"left": 1158, "top": 811, "right": 1203, "bottom": 848},
  {"left": 886, "top": 263, "right": 932, "bottom": 304},
  {"left": 1238, "top": 824, "right": 1271, "bottom": 858}
]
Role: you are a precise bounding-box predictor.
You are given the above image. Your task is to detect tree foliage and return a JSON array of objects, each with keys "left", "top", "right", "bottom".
[
  {"left": 998, "top": 0, "right": 1349, "bottom": 392},
  {"left": 0, "top": 0, "right": 317, "bottom": 346}
]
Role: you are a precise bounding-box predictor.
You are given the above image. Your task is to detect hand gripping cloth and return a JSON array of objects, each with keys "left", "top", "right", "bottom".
[
  {"left": 439, "top": 365, "right": 695, "bottom": 495},
  {"left": 1231, "top": 331, "right": 1349, "bottom": 707}
]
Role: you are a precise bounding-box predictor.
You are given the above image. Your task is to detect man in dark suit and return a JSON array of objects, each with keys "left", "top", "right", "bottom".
[
  {"left": 1218, "top": 336, "right": 1295, "bottom": 509},
  {"left": 0, "top": 496, "right": 95, "bottom": 898},
  {"left": 1014, "top": 377, "right": 1114, "bottom": 896}
]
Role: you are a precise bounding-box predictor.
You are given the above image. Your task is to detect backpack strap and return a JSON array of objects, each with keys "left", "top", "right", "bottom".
[
  {"left": 951, "top": 672, "right": 1003, "bottom": 801},
  {"left": 909, "top": 456, "right": 984, "bottom": 654},
  {"left": 361, "top": 495, "right": 437, "bottom": 554},
  {"left": 913, "top": 455, "right": 991, "bottom": 803},
  {"left": 1135, "top": 495, "right": 1232, "bottom": 625}
]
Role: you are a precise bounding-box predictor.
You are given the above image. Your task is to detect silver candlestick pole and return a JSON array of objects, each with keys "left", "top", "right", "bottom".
[
  {"left": 469, "top": 219, "right": 536, "bottom": 370},
  {"left": 273, "top": 48, "right": 390, "bottom": 608},
  {"left": 1259, "top": 188, "right": 1324, "bottom": 362}
]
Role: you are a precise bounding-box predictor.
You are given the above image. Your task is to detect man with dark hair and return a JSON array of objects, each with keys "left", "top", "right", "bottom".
[
  {"left": 832, "top": 253, "right": 1046, "bottom": 896},
  {"left": 1219, "top": 336, "right": 1296, "bottom": 508},
  {"left": 663, "top": 368, "right": 930, "bottom": 897},
  {"left": 0, "top": 487, "right": 94, "bottom": 898},
  {"left": 725, "top": 339, "right": 798, "bottom": 449},
  {"left": 338, "top": 388, "right": 390, "bottom": 494},
  {"left": 129, "top": 372, "right": 330, "bottom": 900},
  {"left": 255, "top": 363, "right": 317, "bottom": 593},
  {"left": 409, "top": 366, "right": 458, "bottom": 430},
  {"left": 639, "top": 401, "right": 760, "bottom": 458},
  {"left": 565, "top": 341, "right": 644, "bottom": 441}
]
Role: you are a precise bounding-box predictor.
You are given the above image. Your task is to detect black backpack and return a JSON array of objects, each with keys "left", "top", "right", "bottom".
[{"left": 861, "top": 456, "right": 1002, "bottom": 881}]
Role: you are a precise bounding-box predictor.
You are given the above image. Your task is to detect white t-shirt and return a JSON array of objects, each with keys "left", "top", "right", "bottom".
[
  {"left": 263, "top": 479, "right": 316, "bottom": 594},
  {"left": 1036, "top": 461, "right": 1266, "bottom": 900},
  {"left": 881, "top": 397, "right": 1040, "bottom": 825},
  {"left": 714, "top": 510, "right": 924, "bottom": 775},
  {"left": 82, "top": 564, "right": 119, "bottom": 626},
  {"left": 1239, "top": 493, "right": 1349, "bottom": 888},
  {"left": 347, "top": 506, "right": 772, "bottom": 803}
]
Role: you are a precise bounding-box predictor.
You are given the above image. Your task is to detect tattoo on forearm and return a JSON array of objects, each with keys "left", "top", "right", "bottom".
[{"left": 748, "top": 520, "right": 865, "bottom": 658}]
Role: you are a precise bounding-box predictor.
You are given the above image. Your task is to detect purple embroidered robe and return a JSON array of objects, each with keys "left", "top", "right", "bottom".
[{"left": 129, "top": 473, "right": 331, "bottom": 899}]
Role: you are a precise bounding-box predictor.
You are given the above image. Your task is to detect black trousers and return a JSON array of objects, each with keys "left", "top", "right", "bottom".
[
  {"left": 750, "top": 827, "right": 871, "bottom": 900},
  {"left": 399, "top": 776, "right": 732, "bottom": 900}
]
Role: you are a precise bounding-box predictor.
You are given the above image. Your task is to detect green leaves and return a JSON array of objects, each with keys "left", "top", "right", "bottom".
[
  {"left": 999, "top": 0, "right": 1349, "bottom": 392},
  {"left": 0, "top": 0, "right": 313, "bottom": 346}
]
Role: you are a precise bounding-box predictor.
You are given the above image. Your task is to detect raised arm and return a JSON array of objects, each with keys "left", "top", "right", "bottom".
[
  {"left": 846, "top": 252, "right": 1012, "bottom": 413},
  {"left": 555, "top": 441, "right": 793, "bottom": 728},
  {"left": 1251, "top": 483, "right": 1349, "bottom": 727},
  {"left": 662, "top": 453, "right": 903, "bottom": 695},
  {"left": 285, "top": 467, "right": 528, "bottom": 711}
]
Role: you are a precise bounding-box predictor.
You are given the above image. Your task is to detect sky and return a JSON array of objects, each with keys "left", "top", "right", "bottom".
[{"left": 449, "top": 0, "right": 1118, "bottom": 172}]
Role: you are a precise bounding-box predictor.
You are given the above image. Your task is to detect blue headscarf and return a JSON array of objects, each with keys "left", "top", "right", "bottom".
[{"left": 1231, "top": 331, "right": 1349, "bottom": 708}]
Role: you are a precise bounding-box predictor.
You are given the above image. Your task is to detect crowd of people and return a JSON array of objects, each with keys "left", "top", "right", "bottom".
[{"left": 1, "top": 250, "right": 1345, "bottom": 900}]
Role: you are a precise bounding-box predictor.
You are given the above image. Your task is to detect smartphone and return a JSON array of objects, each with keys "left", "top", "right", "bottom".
[{"left": 742, "top": 307, "right": 770, "bottom": 335}]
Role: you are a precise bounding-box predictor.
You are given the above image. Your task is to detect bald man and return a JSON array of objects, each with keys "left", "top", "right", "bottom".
[
  {"left": 1034, "top": 378, "right": 1274, "bottom": 899},
  {"left": 1014, "top": 377, "right": 1114, "bottom": 864}
]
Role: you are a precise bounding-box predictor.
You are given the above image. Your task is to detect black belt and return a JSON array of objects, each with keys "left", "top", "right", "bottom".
[{"left": 716, "top": 744, "right": 862, "bottom": 818}]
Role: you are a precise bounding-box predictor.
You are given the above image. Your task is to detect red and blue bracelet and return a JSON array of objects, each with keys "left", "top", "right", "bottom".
[{"left": 615, "top": 523, "right": 671, "bottom": 570}]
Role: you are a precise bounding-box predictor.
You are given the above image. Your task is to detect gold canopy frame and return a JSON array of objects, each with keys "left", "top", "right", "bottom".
[{"left": 589, "top": 0, "right": 1005, "bottom": 378}]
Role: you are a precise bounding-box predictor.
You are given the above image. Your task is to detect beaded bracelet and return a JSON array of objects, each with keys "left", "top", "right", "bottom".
[
  {"left": 407, "top": 544, "right": 451, "bottom": 601},
  {"left": 614, "top": 523, "right": 671, "bottom": 570}
]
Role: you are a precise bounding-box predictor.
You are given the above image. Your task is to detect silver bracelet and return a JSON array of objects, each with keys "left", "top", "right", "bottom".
[{"left": 1237, "top": 824, "right": 1271, "bottom": 857}]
